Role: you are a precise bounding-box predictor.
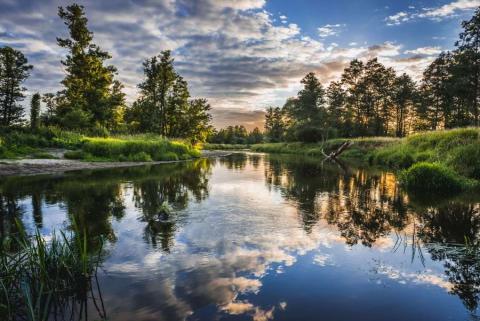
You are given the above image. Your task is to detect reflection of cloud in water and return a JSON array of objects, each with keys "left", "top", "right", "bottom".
[
  {"left": 221, "top": 300, "right": 278, "bottom": 321},
  {"left": 374, "top": 264, "right": 453, "bottom": 291}
]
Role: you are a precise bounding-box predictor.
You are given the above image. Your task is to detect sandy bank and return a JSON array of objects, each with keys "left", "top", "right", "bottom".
[{"left": 0, "top": 150, "right": 232, "bottom": 177}]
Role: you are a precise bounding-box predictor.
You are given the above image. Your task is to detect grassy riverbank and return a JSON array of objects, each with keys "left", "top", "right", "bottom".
[
  {"left": 251, "top": 137, "right": 399, "bottom": 161},
  {"left": 0, "top": 128, "right": 200, "bottom": 162}
]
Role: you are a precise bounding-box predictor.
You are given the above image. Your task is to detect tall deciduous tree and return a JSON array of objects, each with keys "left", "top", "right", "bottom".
[
  {"left": 30, "top": 93, "right": 41, "bottom": 130},
  {"left": 129, "top": 51, "right": 211, "bottom": 142},
  {"left": 0, "top": 46, "right": 32, "bottom": 127},
  {"left": 133, "top": 51, "right": 176, "bottom": 135},
  {"left": 56, "top": 3, "right": 124, "bottom": 130}
]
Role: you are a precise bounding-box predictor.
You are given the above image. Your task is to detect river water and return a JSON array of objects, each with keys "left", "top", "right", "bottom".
[{"left": 2, "top": 153, "right": 480, "bottom": 321}]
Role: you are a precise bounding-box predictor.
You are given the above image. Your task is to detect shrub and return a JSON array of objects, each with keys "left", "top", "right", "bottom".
[{"left": 400, "top": 162, "right": 464, "bottom": 195}]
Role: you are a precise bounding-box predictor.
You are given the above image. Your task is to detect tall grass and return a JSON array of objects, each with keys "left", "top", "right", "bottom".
[
  {"left": 65, "top": 136, "right": 200, "bottom": 162},
  {"left": 0, "top": 221, "right": 105, "bottom": 321},
  {"left": 368, "top": 128, "right": 480, "bottom": 193},
  {"left": 0, "top": 127, "right": 201, "bottom": 162}
]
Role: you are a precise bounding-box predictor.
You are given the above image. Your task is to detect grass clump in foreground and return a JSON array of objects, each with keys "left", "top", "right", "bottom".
[
  {"left": 65, "top": 136, "right": 200, "bottom": 162},
  {"left": 0, "top": 223, "right": 105, "bottom": 321}
]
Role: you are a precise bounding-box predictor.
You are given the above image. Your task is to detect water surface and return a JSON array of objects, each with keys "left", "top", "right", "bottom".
[{"left": 2, "top": 153, "right": 480, "bottom": 321}]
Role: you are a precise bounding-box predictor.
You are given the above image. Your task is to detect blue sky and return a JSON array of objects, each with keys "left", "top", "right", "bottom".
[{"left": 0, "top": 0, "right": 479, "bottom": 128}]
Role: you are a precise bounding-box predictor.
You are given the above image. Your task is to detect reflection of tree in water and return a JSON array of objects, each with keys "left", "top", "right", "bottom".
[
  {"left": 326, "top": 172, "right": 410, "bottom": 247},
  {"left": 417, "top": 202, "right": 480, "bottom": 313},
  {"left": 264, "top": 155, "right": 410, "bottom": 243},
  {"left": 0, "top": 193, "right": 25, "bottom": 245},
  {"left": 134, "top": 159, "right": 212, "bottom": 252},
  {"left": 218, "top": 153, "right": 248, "bottom": 170}
]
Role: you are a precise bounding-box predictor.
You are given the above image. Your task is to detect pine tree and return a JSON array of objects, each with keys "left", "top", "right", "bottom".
[
  {"left": 265, "top": 107, "right": 285, "bottom": 142},
  {"left": 0, "top": 46, "right": 33, "bottom": 127},
  {"left": 56, "top": 3, "right": 124, "bottom": 130}
]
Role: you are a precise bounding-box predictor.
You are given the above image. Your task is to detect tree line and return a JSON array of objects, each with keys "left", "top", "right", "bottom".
[
  {"left": 207, "top": 125, "right": 263, "bottom": 144},
  {"left": 264, "top": 8, "right": 480, "bottom": 142},
  {"left": 0, "top": 4, "right": 212, "bottom": 142}
]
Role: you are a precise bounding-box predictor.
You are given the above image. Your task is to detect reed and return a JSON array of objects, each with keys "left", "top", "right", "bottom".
[{"left": 0, "top": 220, "right": 106, "bottom": 321}]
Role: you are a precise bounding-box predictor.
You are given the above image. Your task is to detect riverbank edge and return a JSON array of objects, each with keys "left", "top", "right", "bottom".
[{"left": 0, "top": 150, "right": 232, "bottom": 177}]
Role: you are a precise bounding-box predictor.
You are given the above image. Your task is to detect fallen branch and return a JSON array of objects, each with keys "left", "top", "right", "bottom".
[{"left": 321, "top": 141, "right": 353, "bottom": 160}]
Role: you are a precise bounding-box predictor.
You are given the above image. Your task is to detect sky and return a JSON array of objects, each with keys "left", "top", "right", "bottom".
[{"left": 1, "top": 0, "right": 479, "bottom": 130}]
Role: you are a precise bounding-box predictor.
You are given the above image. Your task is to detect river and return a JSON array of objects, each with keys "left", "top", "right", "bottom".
[{"left": 1, "top": 153, "right": 479, "bottom": 321}]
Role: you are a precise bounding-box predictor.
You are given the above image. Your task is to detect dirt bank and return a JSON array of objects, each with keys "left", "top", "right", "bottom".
[{"left": 0, "top": 150, "right": 232, "bottom": 177}]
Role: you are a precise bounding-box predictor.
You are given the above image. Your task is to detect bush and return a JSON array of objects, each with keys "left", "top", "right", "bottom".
[{"left": 400, "top": 162, "right": 464, "bottom": 195}]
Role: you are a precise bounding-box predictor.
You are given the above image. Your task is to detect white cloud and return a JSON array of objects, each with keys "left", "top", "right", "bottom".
[
  {"left": 404, "top": 46, "right": 442, "bottom": 55},
  {"left": 317, "top": 24, "right": 345, "bottom": 38},
  {"left": 386, "top": 0, "right": 480, "bottom": 25},
  {"left": 385, "top": 11, "right": 410, "bottom": 25},
  {"left": 419, "top": 0, "right": 480, "bottom": 18}
]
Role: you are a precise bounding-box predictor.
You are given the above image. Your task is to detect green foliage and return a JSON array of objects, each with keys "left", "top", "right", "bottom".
[
  {"left": 0, "top": 223, "right": 103, "bottom": 320},
  {"left": 64, "top": 150, "right": 88, "bottom": 160},
  {"left": 55, "top": 4, "right": 125, "bottom": 131},
  {"left": 126, "top": 52, "right": 212, "bottom": 142},
  {"left": 400, "top": 162, "right": 465, "bottom": 195},
  {"left": 372, "top": 128, "right": 480, "bottom": 177},
  {"left": 295, "top": 125, "right": 324, "bottom": 143},
  {"left": 73, "top": 136, "right": 199, "bottom": 162},
  {"left": 0, "top": 46, "right": 33, "bottom": 127},
  {"left": 252, "top": 137, "right": 398, "bottom": 161},
  {"left": 446, "top": 144, "right": 480, "bottom": 179},
  {"left": 208, "top": 125, "right": 263, "bottom": 145},
  {"left": 204, "top": 143, "right": 250, "bottom": 150},
  {"left": 29, "top": 93, "right": 41, "bottom": 130}
]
